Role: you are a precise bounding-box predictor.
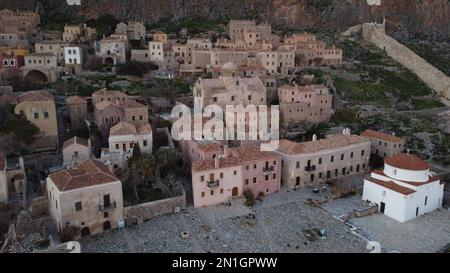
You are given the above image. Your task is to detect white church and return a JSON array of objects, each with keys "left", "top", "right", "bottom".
[{"left": 362, "top": 153, "right": 444, "bottom": 223}]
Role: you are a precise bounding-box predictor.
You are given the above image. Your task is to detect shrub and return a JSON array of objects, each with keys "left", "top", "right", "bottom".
[
  {"left": 244, "top": 189, "right": 255, "bottom": 207},
  {"left": 117, "top": 61, "right": 159, "bottom": 77}
]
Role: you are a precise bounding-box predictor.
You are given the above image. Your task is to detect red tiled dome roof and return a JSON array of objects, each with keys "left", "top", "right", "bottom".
[{"left": 385, "top": 154, "right": 429, "bottom": 171}]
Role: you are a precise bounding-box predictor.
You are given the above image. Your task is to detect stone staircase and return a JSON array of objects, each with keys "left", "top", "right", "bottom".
[{"left": 367, "top": 26, "right": 450, "bottom": 105}]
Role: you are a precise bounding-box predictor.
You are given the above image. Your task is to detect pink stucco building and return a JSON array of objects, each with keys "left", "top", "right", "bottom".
[{"left": 191, "top": 145, "right": 281, "bottom": 208}]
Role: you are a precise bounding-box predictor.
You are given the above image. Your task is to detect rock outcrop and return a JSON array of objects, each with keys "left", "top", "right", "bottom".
[{"left": 0, "top": 0, "right": 448, "bottom": 40}]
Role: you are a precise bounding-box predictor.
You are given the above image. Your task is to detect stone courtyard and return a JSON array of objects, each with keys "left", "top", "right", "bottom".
[{"left": 79, "top": 187, "right": 450, "bottom": 253}]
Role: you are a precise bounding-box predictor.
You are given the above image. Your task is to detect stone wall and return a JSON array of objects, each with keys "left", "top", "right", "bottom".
[
  {"left": 362, "top": 23, "right": 450, "bottom": 105},
  {"left": 123, "top": 189, "right": 186, "bottom": 224},
  {"left": 443, "top": 180, "right": 450, "bottom": 207}
]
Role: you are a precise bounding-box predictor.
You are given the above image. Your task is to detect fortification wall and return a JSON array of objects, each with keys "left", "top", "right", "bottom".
[{"left": 362, "top": 23, "right": 450, "bottom": 105}]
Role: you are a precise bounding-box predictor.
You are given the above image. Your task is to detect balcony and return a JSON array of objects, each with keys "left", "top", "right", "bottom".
[
  {"left": 99, "top": 201, "right": 117, "bottom": 212},
  {"left": 207, "top": 180, "right": 220, "bottom": 189},
  {"left": 263, "top": 166, "right": 276, "bottom": 175},
  {"left": 304, "top": 165, "right": 317, "bottom": 172}
]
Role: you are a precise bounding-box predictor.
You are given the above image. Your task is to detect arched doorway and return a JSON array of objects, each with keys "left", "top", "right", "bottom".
[
  {"left": 104, "top": 57, "right": 115, "bottom": 65},
  {"left": 81, "top": 227, "right": 90, "bottom": 237},
  {"left": 103, "top": 221, "right": 111, "bottom": 231},
  {"left": 232, "top": 187, "right": 239, "bottom": 197},
  {"left": 24, "top": 70, "right": 48, "bottom": 84}
]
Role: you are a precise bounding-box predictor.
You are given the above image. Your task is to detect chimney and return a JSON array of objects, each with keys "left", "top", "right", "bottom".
[
  {"left": 215, "top": 156, "right": 220, "bottom": 169},
  {"left": 312, "top": 134, "right": 317, "bottom": 142},
  {"left": 407, "top": 149, "right": 410, "bottom": 155},
  {"left": 392, "top": 132, "right": 396, "bottom": 136}
]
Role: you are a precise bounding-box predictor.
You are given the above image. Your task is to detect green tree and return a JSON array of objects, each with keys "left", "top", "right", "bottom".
[
  {"left": 137, "top": 152, "right": 156, "bottom": 184},
  {"left": 127, "top": 143, "right": 143, "bottom": 201},
  {"left": 154, "top": 147, "right": 182, "bottom": 177}
]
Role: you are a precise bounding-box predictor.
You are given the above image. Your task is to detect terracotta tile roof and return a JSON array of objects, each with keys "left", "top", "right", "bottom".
[
  {"left": 365, "top": 176, "right": 416, "bottom": 195},
  {"left": 18, "top": 91, "right": 54, "bottom": 103},
  {"left": 92, "top": 89, "right": 126, "bottom": 97},
  {"left": 192, "top": 145, "right": 280, "bottom": 171},
  {"left": 120, "top": 98, "right": 146, "bottom": 109},
  {"left": 385, "top": 154, "right": 430, "bottom": 171},
  {"left": 361, "top": 129, "right": 403, "bottom": 143},
  {"left": 63, "top": 136, "right": 89, "bottom": 149},
  {"left": 192, "top": 156, "right": 240, "bottom": 172},
  {"left": 0, "top": 94, "right": 18, "bottom": 104},
  {"left": 49, "top": 159, "right": 119, "bottom": 192},
  {"left": 277, "top": 135, "right": 370, "bottom": 155},
  {"left": 0, "top": 151, "right": 5, "bottom": 170},
  {"left": 372, "top": 169, "right": 439, "bottom": 186},
  {"left": 136, "top": 123, "right": 152, "bottom": 135},
  {"left": 94, "top": 101, "right": 123, "bottom": 111},
  {"left": 66, "top": 96, "right": 87, "bottom": 105},
  {"left": 196, "top": 142, "right": 223, "bottom": 153},
  {"left": 110, "top": 122, "right": 137, "bottom": 136}
]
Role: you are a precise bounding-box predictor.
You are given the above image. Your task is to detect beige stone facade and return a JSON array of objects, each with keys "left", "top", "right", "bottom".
[
  {"left": 35, "top": 41, "right": 68, "bottom": 64},
  {"left": 278, "top": 84, "right": 332, "bottom": 126},
  {"left": 23, "top": 53, "right": 59, "bottom": 83},
  {"left": 93, "top": 90, "right": 148, "bottom": 135},
  {"left": 0, "top": 9, "right": 40, "bottom": 34},
  {"left": 281, "top": 33, "right": 342, "bottom": 66},
  {"left": 273, "top": 131, "right": 371, "bottom": 188},
  {"left": 153, "top": 31, "right": 168, "bottom": 43},
  {"left": 361, "top": 130, "right": 406, "bottom": 158},
  {"left": 115, "top": 21, "right": 146, "bottom": 40},
  {"left": 47, "top": 159, "right": 124, "bottom": 240},
  {"left": 63, "top": 137, "right": 91, "bottom": 167},
  {"left": 63, "top": 24, "right": 97, "bottom": 43},
  {"left": 66, "top": 96, "right": 88, "bottom": 129},
  {"left": 98, "top": 35, "right": 128, "bottom": 65},
  {"left": 15, "top": 91, "right": 59, "bottom": 150},
  {"left": 193, "top": 63, "right": 267, "bottom": 109}
]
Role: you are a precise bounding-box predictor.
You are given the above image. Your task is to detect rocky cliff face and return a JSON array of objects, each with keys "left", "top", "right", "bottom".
[{"left": 1, "top": 0, "right": 448, "bottom": 40}]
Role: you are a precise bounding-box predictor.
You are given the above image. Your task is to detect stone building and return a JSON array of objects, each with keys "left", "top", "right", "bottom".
[
  {"left": 191, "top": 145, "right": 281, "bottom": 208},
  {"left": 64, "top": 46, "right": 83, "bottom": 74},
  {"left": 22, "top": 53, "right": 59, "bottom": 83},
  {"left": 102, "top": 121, "right": 152, "bottom": 170},
  {"left": 92, "top": 89, "right": 128, "bottom": 105},
  {"left": 63, "top": 24, "right": 97, "bottom": 43},
  {"left": 153, "top": 31, "right": 168, "bottom": 43},
  {"left": 108, "top": 121, "right": 153, "bottom": 155},
  {"left": 273, "top": 130, "right": 371, "bottom": 188},
  {"left": 193, "top": 62, "right": 267, "bottom": 109},
  {"left": 14, "top": 91, "right": 59, "bottom": 150},
  {"left": 35, "top": 41, "right": 68, "bottom": 64},
  {"left": 98, "top": 34, "right": 128, "bottom": 65},
  {"left": 63, "top": 137, "right": 91, "bottom": 167},
  {"left": 115, "top": 21, "right": 146, "bottom": 40},
  {"left": 229, "top": 20, "right": 272, "bottom": 42},
  {"left": 66, "top": 96, "right": 87, "bottom": 129},
  {"left": 47, "top": 159, "right": 123, "bottom": 239},
  {"left": 362, "top": 153, "right": 444, "bottom": 223},
  {"left": 278, "top": 84, "right": 333, "bottom": 127},
  {"left": 93, "top": 91, "right": 148, "bottom": 136},
  {"left": 0, "top": 151, "right": 27, "bottom": 205},
  {"left": 0, "top": 9, "right": 40, "bottom": 33},
  {"left": 0, "top": 33, "right": 28, "bottom": 48},
  {"left": 281, "top": 33, "right": 343, "bottom": 66},
  {"left": 361, "top": 129, "right": 406, "bottom": 158}
]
